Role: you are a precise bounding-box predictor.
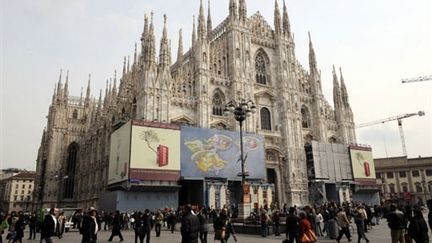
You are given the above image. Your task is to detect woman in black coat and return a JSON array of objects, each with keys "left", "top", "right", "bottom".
[
  {"left": 408, "top": 209, "right": 429, "bottom": 243},
  {"left": 108, "top": 211, "right": 124, "bottom": 242},
  {"left": 13, "top": 214, "right": 25, "bottom": 243},
  {"left": 81, "top": 208, "right": 98, "bottom": 243}
]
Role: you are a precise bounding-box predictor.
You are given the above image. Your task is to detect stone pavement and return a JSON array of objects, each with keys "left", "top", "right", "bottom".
[{"left": 14, "top": 222, "right": 408, "bottom": 243}]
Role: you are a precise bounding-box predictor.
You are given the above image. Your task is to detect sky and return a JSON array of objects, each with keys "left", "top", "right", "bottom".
[{"left": 1, "top": 0, "right": 431, "bottom": 170}]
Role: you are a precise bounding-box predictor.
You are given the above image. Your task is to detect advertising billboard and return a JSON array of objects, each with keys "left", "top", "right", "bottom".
[
  {"left": 108, "top": 120, "right": 132, "bottom": 185},
  {"left": 129, "top": 120, "right": 181, "bottom": 181},
  {"left": 180, "top": 126, "right": 265, "bottom": 180},
  {"left": 349, "top": 146, "right": 376, "bottom": 184}
]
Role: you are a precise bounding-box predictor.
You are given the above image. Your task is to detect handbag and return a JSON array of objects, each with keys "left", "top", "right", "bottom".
[
  {"left": 214, "top": 227, "right": 226, "bottom": 240},
  {"left": 300, "top": 229, "right": 317, "bottom": 243}
]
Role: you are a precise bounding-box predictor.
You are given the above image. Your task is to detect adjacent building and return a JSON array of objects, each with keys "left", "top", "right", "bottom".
[
  {"left": 35, "top": 0, "right": 356, "bottom": 210},
  {"left": 375, "top": 156, "right": 432, "bottom": 205},
  {"left": 0, "top": 171, "right": 36, "bottom": 213}
]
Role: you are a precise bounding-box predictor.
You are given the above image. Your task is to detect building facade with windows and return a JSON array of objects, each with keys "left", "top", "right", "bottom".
[
  {"left": 375, "top": 156, "right": 432, "bottom": 205},
  {"left": 35, "top": 0, "right": 356, "bottom": 209},
  {"left": 0, "top": 172, "right": 36, "bottom": 213}
]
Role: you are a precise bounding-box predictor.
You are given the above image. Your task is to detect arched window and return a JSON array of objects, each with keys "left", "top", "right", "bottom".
[
  {"left": 255, "top": 51, "right": 269, "bottom": 85},
  {"left": 301, "top": 106, "right": 311, "bottom": 128},
  {"left": 260, "top": 107, "right": 271, "bottom": 130},
  {"left": 328, "top": 137, "right": 337, "bottom": 143},
  {"left": 212, "top": 89, "right": 225, "bottom": 116},
  {"left": 64, "top": 143, "right": 78, "bottom": 199},
  {"left": 72, "top": 109, "right": 78, "bottom": 119}
]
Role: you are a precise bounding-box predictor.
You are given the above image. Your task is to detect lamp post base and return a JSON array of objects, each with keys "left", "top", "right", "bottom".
[{"left": 237, "top": 202, "right": 251, "bottom": 220}]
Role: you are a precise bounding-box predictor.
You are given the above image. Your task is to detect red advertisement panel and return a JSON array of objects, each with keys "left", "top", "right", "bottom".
[{"left": 157, "top": 145, "right": 169, "bottom": 167}]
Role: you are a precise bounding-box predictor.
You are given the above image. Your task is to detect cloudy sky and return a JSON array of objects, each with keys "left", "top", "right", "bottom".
[{"left": 1, "top": 0, "right": 431, "bottom": 170}]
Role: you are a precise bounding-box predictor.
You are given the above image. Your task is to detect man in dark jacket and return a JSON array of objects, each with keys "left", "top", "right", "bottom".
[
  {"left": 41, "top": 208, "right": 59, "bottom": 243},
  {"left": 28, "top": 212, "right": 37, "bottom": 240},
  {"left": 81, "top": 207, "right": 98, "bottom": 243},
  {"left": 181, "top": 205, "right": 200, "bottom": 243},
  {"left": 108, "top": 211, "right": 124, "bottom": 242},
  {"left": 427, "top": 199, "right": 432, "bottom": 231},
  {"left": 383, "top": 204, "right": 407, "bottom": 243},
  {"left": 285, "top": 207, "right": 300, "bottom": 243}
]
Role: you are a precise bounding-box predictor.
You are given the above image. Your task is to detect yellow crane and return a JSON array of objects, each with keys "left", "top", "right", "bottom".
[{"left": 356, "top": 111, "right": 425, "bottom": 156}]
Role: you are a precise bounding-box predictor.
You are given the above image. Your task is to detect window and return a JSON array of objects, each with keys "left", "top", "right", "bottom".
[
  {"left": 260, "top": 107, "right": 271, "bottom": 130},
  {"left": 28, "top": 190, "right": 31, "bottom": 194},
  {"left": 401, "top": 183, "right": 408, "bottom": 193},
  {"left": 15, "top": 190, "right": 18, "bottom": 195},
  {"left": 29, "top": 184, "right": 32, "bottom": 189},
  {"left": 64, "top": 142, "right": 78, "bottom": 199},
  {"left": 72, "top": 109, "right": 78, "bottom": 119},
  {"left": 212, "top": 89, "right": 224, "bottom": 116},
  {"left": 20, "top": 196, "right": 24, "bottom": 201},
  {"left": 412, "top": 170, "right": 420, "bottom": 177},
  {"left": 387, "top": 172, "right": 394, "bottom": 179},
  {"left": 399, "top": 171, "right": 406, "bottom": 178},
  {"left": 21, "top": 190, "right": 24, "bottom": 194},
  {"left": 426, "top": 169, "right": 432, "bottom": 176},
  {"left": 415, "top": 183, "right": 423, "bottom": 192},
  {"left": 22, "top": 184, "right": 25, "bottom": 189},
  {"left": 15, "top": 184, "right": 18, "bottom": 189},
  {"left": 301, "top": 106, "right": 311, "bottom": 128},
  {"left": 376, "top": 172, "right": 381, "bottom": 179},
  {"left": 13, "top": 196, "right": 17, "bottom": 201},
  {"left": 389, "top": 184, "right": 395, "bottom": 193},
  {"left": 255, "top": 50, "right": 269, "bottom": 85}
]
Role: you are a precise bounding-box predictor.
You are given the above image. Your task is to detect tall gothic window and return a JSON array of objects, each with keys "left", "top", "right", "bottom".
[
  {"left": 301, "top": 106, "right": 311, "bottom": 128},
  {"left": 64, "top": 143, "right": 78, "bottom": 199},
  {"left": 260, "top": 107, "right": 271, "bottom": 130},
  {"left": 72, "top": 109, "right": 78, "bottom": 119},
  {"left": 255, "top": 51, "right": 268, "bottom": 85},
  {"left": 212, "top": 89, "right": 224, "bottom": 116}
]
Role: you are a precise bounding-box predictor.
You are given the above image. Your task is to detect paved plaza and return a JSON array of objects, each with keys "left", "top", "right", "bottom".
[{"left": 13, "top": 221, "right": 431, "bottom": 243}]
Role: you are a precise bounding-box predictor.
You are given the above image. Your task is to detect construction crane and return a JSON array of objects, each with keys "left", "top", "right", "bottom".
[
  {"left": 356, "top": 111, "right": 426, "bottom": 156},
  {"left": 401, "top": 75, "right": 432, "bottom": 83}
]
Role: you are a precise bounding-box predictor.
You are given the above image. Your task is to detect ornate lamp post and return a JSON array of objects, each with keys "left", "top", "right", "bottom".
[{"left": 224, "top": 99, "right": 256, "bottom": 214}]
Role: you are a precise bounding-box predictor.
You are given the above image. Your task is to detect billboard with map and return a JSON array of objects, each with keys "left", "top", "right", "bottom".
[{"left": 180, "top": 126, "right": 265, "bottom": 180}]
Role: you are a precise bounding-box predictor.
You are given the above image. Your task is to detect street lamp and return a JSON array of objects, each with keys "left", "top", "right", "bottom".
[{"left": 224, "top": 99, "right": 256, "bottom": 187}]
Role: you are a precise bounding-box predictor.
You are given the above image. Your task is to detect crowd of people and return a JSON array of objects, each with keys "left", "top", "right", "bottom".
[{"left": 0, "top": 200, "right": 431, "bottom": 243}]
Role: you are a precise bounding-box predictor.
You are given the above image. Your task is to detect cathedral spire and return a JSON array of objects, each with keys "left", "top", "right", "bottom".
[
  {"left": 339, "top": 67, "right": 350, "bottom": 107},
  {"left": 127, "top": 56, "right": 130, "bottom": 72},
  {"left": 229, "top": 0, "right": 238, "bottom": 22},
  {"left": 274, "top": 0, "right": 281, "bottom": 35},
  {"left": 85, "top": 74, "right": 91, "bottom": 106},
  {"left": 56, "top": 69, "right": 62, "bottom": 97},
  {"left": 64, "top": 70, "right": 69, "bottom": 99},
  {"left": 308, "top": 32, "right": 317, "bottom": 72},
  {"left": 122, "top": 56, "right": 126, "bottom": 76},
  {"left": 97, "top": 89, "right": 102, "bottom": 115},
  {"left": 134, "top": 43, "right": 137, "bottom": 65},
  {"left": 192, "top": 15, "right": 197, "bottom": 46},
  {"left": 52, "top": 83, "right": 57, "bottom": 104},
  {"left": 113, "top": 70, "right": 117, "bottom": 98},
  {"left": 177, "top": 29, "right": 183, "bottom": 62},
  {"left": 207, "top": 0, "right": 212, "bottom": 38},
  {"left": 141, "top": 13, "right": 149, "bottom": 62},
  {"left": 332, "top": 65, "right": 342, "bottom": 109},
  {"left": 282, "top": 0, "right": 291, "bottom": 35},
  {"left": 158, "top": 14, "right": 171, "bottom": 68},
  {"left": 198, "top": 0, "right": 207, "bottom": 41},
  {"left": 147, "top": 11, "right": 156, "bottom": 65},
  {"left": 239, "top": 0, "right": 247, "bottom": 22}
]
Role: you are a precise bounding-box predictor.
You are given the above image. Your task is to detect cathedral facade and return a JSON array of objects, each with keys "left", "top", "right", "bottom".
[{"left": 35, "top": 0, "right": 356, "bottom": 209}]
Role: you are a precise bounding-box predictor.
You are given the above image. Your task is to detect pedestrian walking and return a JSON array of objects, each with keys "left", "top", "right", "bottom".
[
  {"left": 383, "top": 204, "right": 407, "bottom": 243},
  {"left": 81, "top": 207, "right": 99, "bottom": 243},
  {"left": 108, "top": 211, "right": 124, "bottom": 242},
  {"left": 286, "top": 207, "right": 300, "bottom": 243},
  {"left": 41, "top": 208, "right": 59, "bottom": 243},
  {"left": 408, "top": 209, "right": 429, "bottom": 243},
  {"left": 141, "top": 209, "right": 153, "bottom": 243},
  {"left": 213, "top": 208, "right": 236, "bottom": 243},
  {"left": 154, "top": 210, "right": 163, "bottom": 237},
  {"left": 354, "top": 206, "right": 369, "bottom": 243},
  {"left": 181, "top": 205, "right": 200, "bottom": 243},
  {"left": 336, "top": 207, "right": 352, "bottom": 243},
  {"left": 273, "top": 209, "right": 281, "bottom": 236},
  {"left": 197, "top": 208, "right": 209, "bottom": 243},
  {"left": 57, "top": 212, "right": 65, "bottom": 239},
  {"left": 299, "top": 211, "right": 315, "bottom": 243},
  {"left": 167, "top": 210, "right": 177, "bottom": 233},
  {"left": 260, "top": 209, "right": 270, "bottom": 237},
  {"left": 0, "top": 213, "right": 10, "bottom": 243},
  {"left": 28, "top": 212, "right": 37, "bottom": 240}
]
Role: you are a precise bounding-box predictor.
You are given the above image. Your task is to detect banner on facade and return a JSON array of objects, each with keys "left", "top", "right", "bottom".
[
  {"left": 108, "top": 120, "right": 132, "bottom": 185},
  {"left": 129, "top": 120, "right": 181, "bottom": 181},
  {"left": 180, "top": 126, "right": 265, "bottom": 180},
  {"left": 349, "top": 146, "right": 376, "bottom": 184}
]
